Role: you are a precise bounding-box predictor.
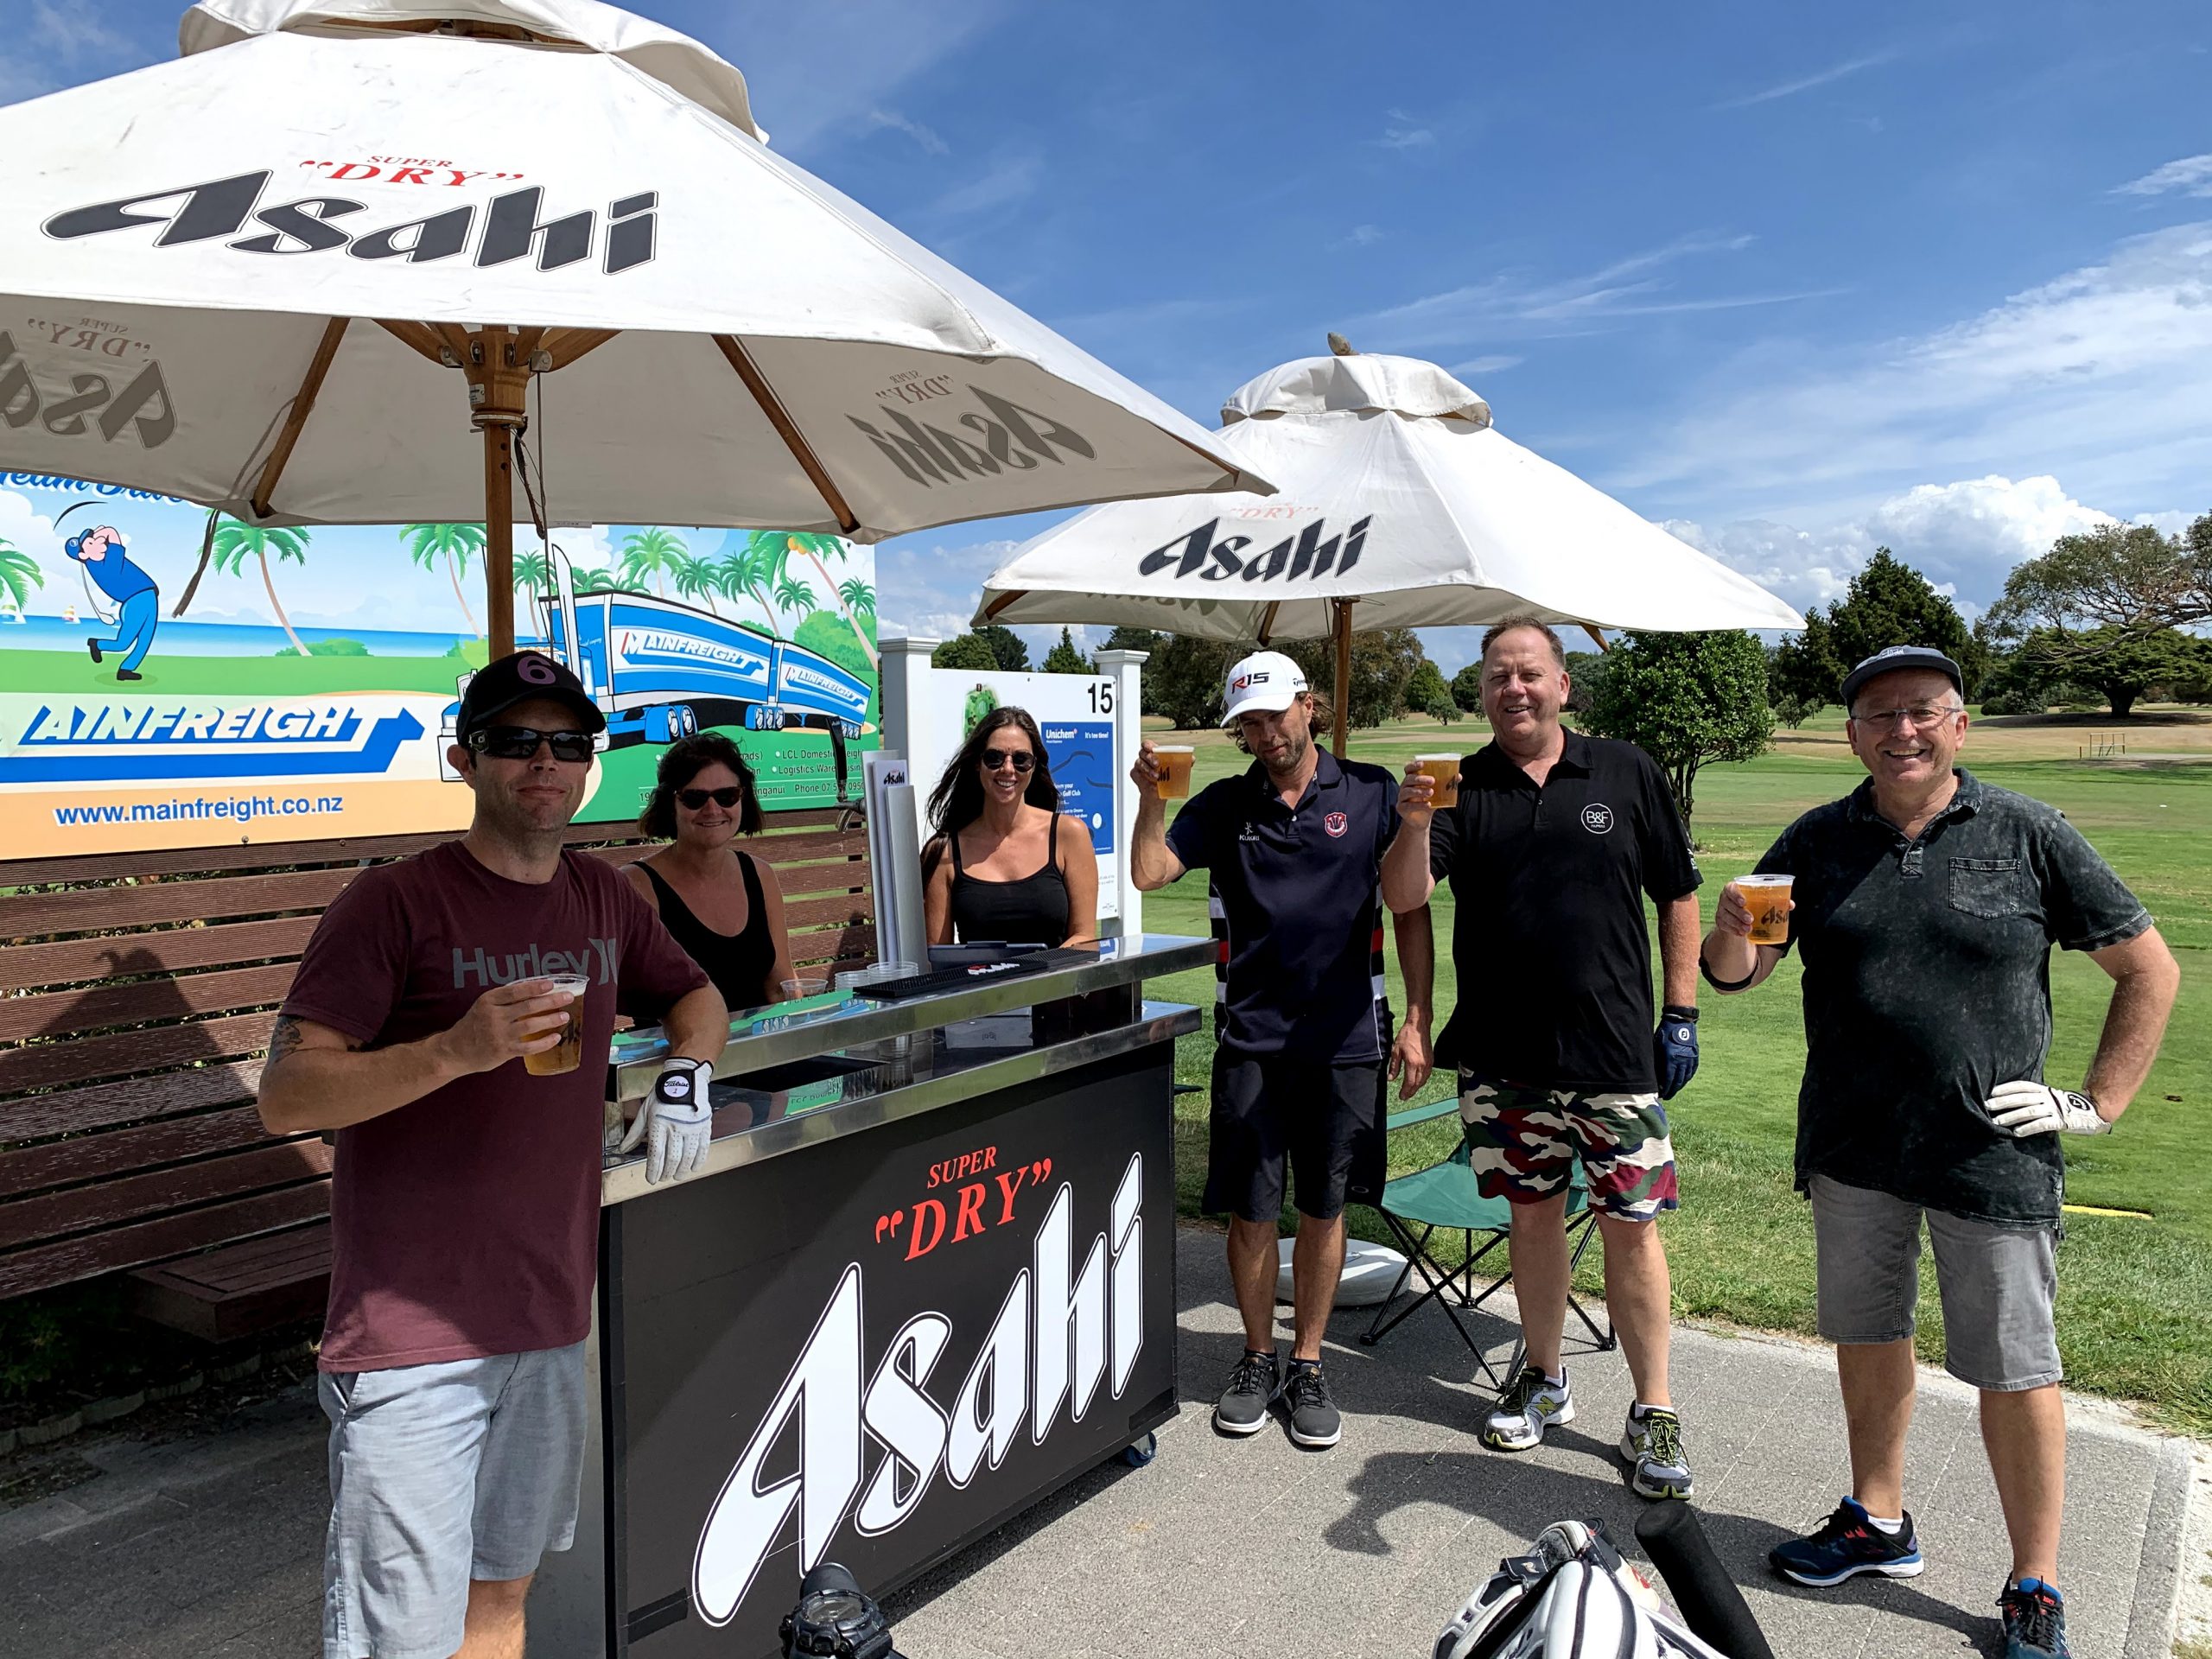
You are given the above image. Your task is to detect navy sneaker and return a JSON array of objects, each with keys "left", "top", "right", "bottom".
[
  {"left": 1999, "top": 1578, "right": 2070, "bottom": 1659},
  {"left": 1769, "top": 1497, "right": 1924, "bottom": 1586}
]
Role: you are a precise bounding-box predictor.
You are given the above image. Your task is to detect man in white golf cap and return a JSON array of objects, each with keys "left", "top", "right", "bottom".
[{"left": 1130, "top": 649, "right": 1433, "bottom": 1451}]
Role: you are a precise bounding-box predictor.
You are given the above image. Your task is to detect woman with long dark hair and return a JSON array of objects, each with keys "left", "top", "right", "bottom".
[
  {"left": 626, "top": 733, "right": 799, "bottom": 1009},
  {"left": 922, "top": 705, "right": 1097, "bottom": 947}
]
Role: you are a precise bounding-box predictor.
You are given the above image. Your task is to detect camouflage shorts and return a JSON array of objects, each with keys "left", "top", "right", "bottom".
[{"left": 1458, "top": 1076, "right": 1679, "bottom": 1222}]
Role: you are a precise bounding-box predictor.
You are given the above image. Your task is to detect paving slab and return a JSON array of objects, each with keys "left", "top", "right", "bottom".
[
  {"left": 887, "top": 1223, "right": 2194, "bottom": 1659},
  {"left": 0, "top": 1224, "right": 2190, "bottom": 1659}
]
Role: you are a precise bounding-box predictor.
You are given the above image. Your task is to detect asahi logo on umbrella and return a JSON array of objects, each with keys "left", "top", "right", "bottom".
[
  {"left": 0, "top": 330, "right": 175, "bottom": 448},
  {"left": 1138, "top": 514, "right": 1371, "bottom": 585},
  {"left": 43, "top": 172, "right": 658, "bottom": 276},
  {"left": 846, "top": 389, "right": 1096, "bottom": 490}
]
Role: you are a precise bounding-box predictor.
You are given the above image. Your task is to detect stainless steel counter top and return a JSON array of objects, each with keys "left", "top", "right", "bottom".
[
  {"left": 605, "top": 931, "right": 1214, "bottom": 1104},
  {"left": 601, "top": 998, "right": 1201, "bottom": 1205}
]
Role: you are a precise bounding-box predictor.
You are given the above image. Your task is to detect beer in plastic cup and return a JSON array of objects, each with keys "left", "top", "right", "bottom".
[
  {"left": 1414, "top": 753, "right": 1462, "bottom": 810},
  {"left": 1736, "top": 875, "right": 1794, "bottom": 946},
  {"left": 525, "top": 974, "right": 591, "bottom": 1076},
  {"left": 1152, "top": 746, "right": 1195, "bottom": 800}
]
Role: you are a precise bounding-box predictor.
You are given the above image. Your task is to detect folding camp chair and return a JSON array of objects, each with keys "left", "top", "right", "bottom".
[{"left": 1357, "top": 1096, "right": 1614, "bottom": 1387}]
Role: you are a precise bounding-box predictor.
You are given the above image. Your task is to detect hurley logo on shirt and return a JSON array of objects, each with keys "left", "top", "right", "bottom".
[{"left": 451, "top": 938, "right": 620, "bottom": 988}]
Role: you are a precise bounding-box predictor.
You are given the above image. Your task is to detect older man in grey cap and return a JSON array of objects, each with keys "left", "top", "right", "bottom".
[{"left": 1700, "top": 645, "right": 2178, "bottom": 1659}]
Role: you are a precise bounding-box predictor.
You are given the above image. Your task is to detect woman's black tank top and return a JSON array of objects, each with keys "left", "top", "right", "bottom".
[
  {"left": 949, "top": 815, "right": 1071, "bottom": 946},
  {"left": 640, "top": 855, "right": 777, "bottom": 1010}
]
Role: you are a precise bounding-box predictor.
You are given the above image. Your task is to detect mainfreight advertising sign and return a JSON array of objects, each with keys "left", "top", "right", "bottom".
[{"left": 0, "top": 477, "right": 879, "bottom": 858}]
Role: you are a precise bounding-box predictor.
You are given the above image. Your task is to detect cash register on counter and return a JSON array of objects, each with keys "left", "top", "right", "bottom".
[{"left": 532, "top": 932, "right": 1213, "bottom": 1659}]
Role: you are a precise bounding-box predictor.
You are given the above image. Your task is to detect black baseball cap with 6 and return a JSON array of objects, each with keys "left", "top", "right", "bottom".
[
  {"left": 1840, "top": 645, "right": 1965, "bottom": 713},
  {"left": 456, "top": 651, "right": 607, "bottom": 741}
]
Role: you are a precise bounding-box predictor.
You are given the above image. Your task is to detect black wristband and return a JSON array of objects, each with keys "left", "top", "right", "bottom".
[
  {"left": 1661, "top": 1004, "right": 1699, "bottom": 1023},
  {"left": 1700, "top": 957, "right": 1758, "bottom": 992}
]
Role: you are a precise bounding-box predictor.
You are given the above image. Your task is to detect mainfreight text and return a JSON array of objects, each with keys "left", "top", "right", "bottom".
[{"left": 54, "top": 793, "right": 345, "bottom": 826}]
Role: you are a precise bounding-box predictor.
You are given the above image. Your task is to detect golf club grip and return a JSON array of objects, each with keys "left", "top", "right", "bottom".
[{"left": 1634, "top": 1501, "right": 1776, "bottom": 1659}]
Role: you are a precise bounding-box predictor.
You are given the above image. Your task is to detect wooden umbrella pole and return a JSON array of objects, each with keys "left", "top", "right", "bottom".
[
  {"left": 1332, "top": 597, "right": 1352, "bottom": 758},
  {"left": 483, "top": 421, "right": 516, "bottom": 658}
]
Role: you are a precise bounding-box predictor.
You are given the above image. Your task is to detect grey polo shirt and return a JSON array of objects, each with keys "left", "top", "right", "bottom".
[{"left": 1745, "top": 769, "right": 2151, "bottom": 1226}]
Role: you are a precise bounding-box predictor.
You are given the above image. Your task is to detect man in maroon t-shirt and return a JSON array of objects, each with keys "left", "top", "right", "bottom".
[{"left": 259, "top": 651, "right": 726, "bottom": 1659}]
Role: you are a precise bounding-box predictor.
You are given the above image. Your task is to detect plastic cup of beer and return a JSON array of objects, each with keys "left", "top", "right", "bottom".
[
  {"left": 1152, "top": 746, "right": 1195, "bottom": 800},
  {"left": 1736, "top": 875, "right": 1795, "bottom": 946},
  {"left": 1414, "top": 753, "right": 1461, "bottom": 810},
  {"left": 526, "top": 974, "right": 590, "bottom": 1076}
]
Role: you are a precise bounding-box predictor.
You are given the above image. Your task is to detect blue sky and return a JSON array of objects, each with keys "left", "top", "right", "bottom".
[{"left": 10, "top": 0, "right": 2211, "bottom": 671}]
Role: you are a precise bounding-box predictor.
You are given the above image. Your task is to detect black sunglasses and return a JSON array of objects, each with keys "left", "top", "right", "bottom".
[
  {"left": 982, "top": 748, "right": 1035, "bottom": 772},
  {"left": 467, "top": 726, "right": 594, "bottom": 763},
  {"left": 677, "top": 785, "right": 746, "bottom": 810}
]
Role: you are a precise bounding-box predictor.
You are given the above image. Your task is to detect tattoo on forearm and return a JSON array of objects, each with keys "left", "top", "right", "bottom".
[{"left": 265, "top": 1014, "right": 304, "bottom": 1070}]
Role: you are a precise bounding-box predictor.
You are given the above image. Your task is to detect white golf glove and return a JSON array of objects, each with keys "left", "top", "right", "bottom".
[
  {"left": 620, "top": 1058, "right": 715, "bottom": 1182},
  {"left": 1986, "top": 1079, "right": 2109, "bottom": 1138}
]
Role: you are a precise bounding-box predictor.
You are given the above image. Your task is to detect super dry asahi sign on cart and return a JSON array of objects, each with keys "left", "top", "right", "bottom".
[{"left": 599, "top": 1050, "right": 1178, "bottom": 1656}]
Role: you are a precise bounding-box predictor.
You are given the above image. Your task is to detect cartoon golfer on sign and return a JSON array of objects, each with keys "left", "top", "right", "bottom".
[{"left": 65, "top": 521, "right": 160, "bottom": 681}]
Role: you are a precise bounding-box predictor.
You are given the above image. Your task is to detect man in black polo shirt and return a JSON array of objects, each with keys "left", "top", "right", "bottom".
[
  {"left": 1130, "top": 650, "right": 1433, "bottom": 1451},
  {"left": 1381, "top": 618, "right": 1704, "bottom": 1499},
  {"left": 1701, "top": 645, "right": 2178, "bottom": 1659}
]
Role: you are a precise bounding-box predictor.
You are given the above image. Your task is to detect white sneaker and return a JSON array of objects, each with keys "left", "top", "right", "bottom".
[
  {"left": 1482, "top": 1365, "right": 1573, "bottom": 1451},
  {"left": 1620, "top": 1405, "right": 1694, "bottom": 1498}
]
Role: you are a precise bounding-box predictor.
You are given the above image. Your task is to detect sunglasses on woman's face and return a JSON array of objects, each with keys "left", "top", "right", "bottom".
[
  {"left": 982, "top": 748, "right": 1035, "bottom": 773},
  {"left": 467, "top": 726, "right": 595, "bottom": 764},
  {"left": 677, "top": 786, "right": 746, "bottom": 810}
]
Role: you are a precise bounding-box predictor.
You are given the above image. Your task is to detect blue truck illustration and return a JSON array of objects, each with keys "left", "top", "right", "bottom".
[{"left": 440, "top": 552, "right": 873, "bottom": 795}]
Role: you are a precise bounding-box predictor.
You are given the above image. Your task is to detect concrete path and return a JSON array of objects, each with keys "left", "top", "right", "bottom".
[
  {"left": 887, "top": 1224, "right": 2194, "bottom": 1659},
  {"left": 0, "top": 1224, "right": 2191, "bottom": 1657}
]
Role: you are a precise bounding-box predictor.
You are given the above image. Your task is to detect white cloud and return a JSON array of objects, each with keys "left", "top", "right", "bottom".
[
  {"left": 696, "top": 1, "right": 1008, "bottom": 159},
  {"left": 2113, "top": 156, "right": 2212, "bottom": 200},
  {"left": 1335, "top": 224, "right": 1387, "bottom": 250},
  {"left": 928, "top": 149, "right": 1043, "bottom": 218},
  {"left": 0, "top": 1, "right": 158, "bottom": 105},
  {"left": 1661, "top": 474, "right": 2155, "bottom": 623},
  {"left": 867, "top": 108, "right": 950, "bottom": 156},
  {"left": 877, "top": 536, "right": 1021, "bottom": 642},
  {"left": 1377, "top": 110, "right": 1436, "bottom": 149},
  {"left": 1711, "top": 48, "right": 1899, "bottom": 111},
  {"left": 1450, "top": 353, "right": 1525, "bottom": 376},
  {"left": 1358, "top": 232, "right": 1834, "bottom": 346},
  {"left": 1614, "top": 221, "right": 2212, "bottom": 509}
]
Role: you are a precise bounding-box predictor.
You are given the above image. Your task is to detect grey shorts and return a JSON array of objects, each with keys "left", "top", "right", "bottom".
[
  {"left": 319, "top": 1342, "right": 588, "bottom": 1659},
  {"left": 1808, "top": 1175, "right": 2061, "bottom": 1392}
]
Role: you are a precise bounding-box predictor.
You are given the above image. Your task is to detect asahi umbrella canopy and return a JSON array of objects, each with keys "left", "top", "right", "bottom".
[
  {"left": 0, "top": 0, "right": 1268, "bottom": 650},
  {"left": 976, "top": 352, "right": 1802, "bottom": 641}
]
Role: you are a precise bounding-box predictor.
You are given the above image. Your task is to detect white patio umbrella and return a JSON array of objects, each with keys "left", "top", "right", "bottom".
[
  {"left": 976, "top": 346, "right": 1802, "bottom": 752},
  {"left": 0, "top": 0, "right": 1268, "bottom": 652}
]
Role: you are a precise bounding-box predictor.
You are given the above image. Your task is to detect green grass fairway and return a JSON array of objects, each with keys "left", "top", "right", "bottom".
[
  {"left": 0, "top": 645, "right": 472, "bottom": 696},
  {"left": 1138, "top": 709, "right": 2212, "bottom": 1433}
]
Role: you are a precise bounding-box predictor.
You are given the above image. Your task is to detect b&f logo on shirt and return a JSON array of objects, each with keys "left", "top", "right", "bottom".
[{"left": 1580, "top": 804, "right": 1615, "bottom": 836}]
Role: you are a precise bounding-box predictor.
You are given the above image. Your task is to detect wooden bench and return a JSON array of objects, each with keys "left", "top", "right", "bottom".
[{"left": 0, "top": 811, "right": 874, "bottom": 1336}]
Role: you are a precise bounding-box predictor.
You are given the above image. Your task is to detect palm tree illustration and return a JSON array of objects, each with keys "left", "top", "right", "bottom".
[
  {"left": 170, "top": 507, "right": 223, "bottom": 617},
  {"left": 620, "top": 527, "right": 687, "bottom": 600},
  {"left": 669, "top": 549, "right": 723, "bottom": 616},
  {"left": 210, "top": 520, "right": 313, "bottom": 658},
  {"left": 837, "top": 576, "right": 876, "bottom": 627},
  {"left": 400, "top": 523, "right": 488, "bottom": 637},
  {"left": 513, "top": 550, "right": 552, "bottom": 641},
  {"left": 728, "top": 536, "right": 786, "bottom": 636},
  {"left": 774, "top": 570, "right": 817, "bottom": 626},
  {"left": 0, "top": 538, "right": 44, "bottom": 617},
  {"left": 781, "top": 532, "right": 879, "bottom": 669}
]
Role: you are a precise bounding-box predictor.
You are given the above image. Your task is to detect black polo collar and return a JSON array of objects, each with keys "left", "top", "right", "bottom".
[
  {"left": 1242, "top": 747, "right": 1344, "bottom": 807},
  {"left": 1470, "top": 729, "right": 1591, "bottom": 787}
]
